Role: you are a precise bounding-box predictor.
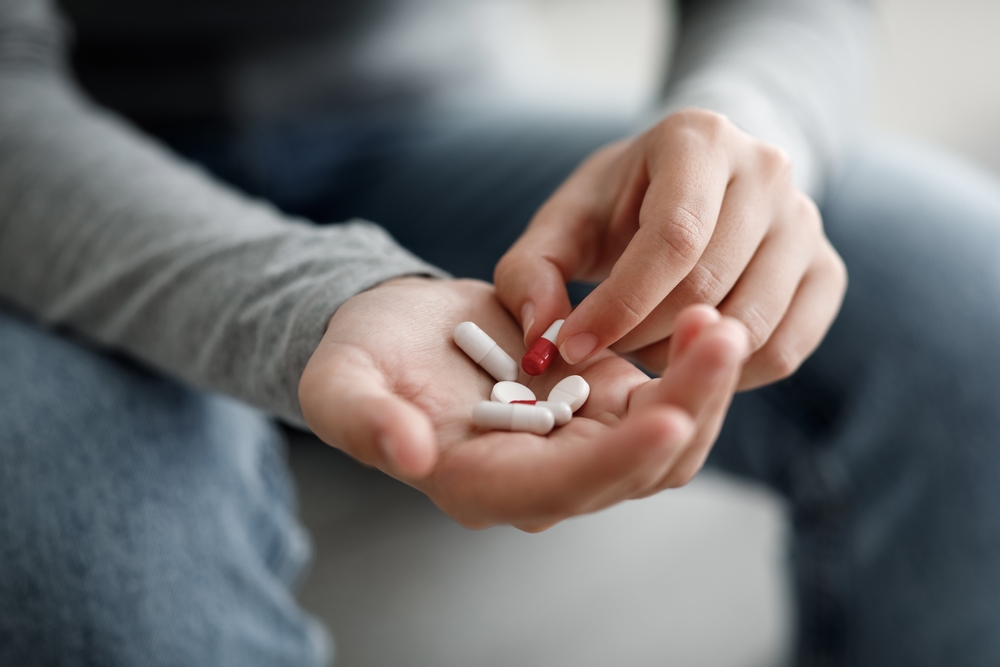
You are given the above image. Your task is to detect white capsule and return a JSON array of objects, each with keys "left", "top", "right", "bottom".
[
  {"left": 540, "top": 319, "right": 564, "bottom": 344},
  {"left": 507, "top": 400, "right": 573, "bottom": 426},
  {"left": 534, "top": 401, "right": 573, "bottom": 426},
  {"left": 453, "top": 321, "right": 518, "bottom": 382},
  {"left": 491, "top": 381, "right": 536, "bottom": 404},
  {"left": 472, "top": 401, "right": 554, "bottom": 435},
  {"left": 547, "top": 375, "right": 590, "bottom": 412}
]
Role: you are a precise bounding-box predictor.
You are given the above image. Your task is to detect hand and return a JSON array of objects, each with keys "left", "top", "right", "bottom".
[
  {"left": 495, "top": 108, "right": 847, "bottom": 390},
  {"left": 299, "top": 277, "right": 749, "bottom": 532}
]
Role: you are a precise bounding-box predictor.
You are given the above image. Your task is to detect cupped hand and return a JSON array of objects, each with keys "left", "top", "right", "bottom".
[
  {"left": 299, "top": 277, "right": 748, "bottom": 532},
  {"left": 494, "top": 108, "right": 847, "bottom": 390}
]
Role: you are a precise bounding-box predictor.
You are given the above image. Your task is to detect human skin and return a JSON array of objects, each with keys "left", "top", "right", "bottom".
[
  {"left": 300, "top": 277, "right": 748, "bottom": 532},
  {"left": 495, "top": 109, "right": 848, "bottom": 390}
]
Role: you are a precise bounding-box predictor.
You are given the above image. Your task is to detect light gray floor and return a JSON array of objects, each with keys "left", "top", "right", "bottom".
[{"left": 289, "top": 2, "right": 1000, "bottom": 665}]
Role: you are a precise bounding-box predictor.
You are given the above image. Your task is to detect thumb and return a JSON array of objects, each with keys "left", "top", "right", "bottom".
[
  {"left": 494, "top": 221, "right": 579, "bottom": 348},
  {"left": 299, "top": 343, "right": 437, "bottom": 479}
]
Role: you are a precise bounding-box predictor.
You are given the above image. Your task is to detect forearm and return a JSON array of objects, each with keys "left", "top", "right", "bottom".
[
  {"left": 0, "top": 2, "right": 446, "bottom": 427},
  {"left": 660, "top": 0, "right": 876, "bottom": 199}
]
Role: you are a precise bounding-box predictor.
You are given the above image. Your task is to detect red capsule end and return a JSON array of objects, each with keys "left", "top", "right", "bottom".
[
  {"left": 510, "top": 400, "right": 538, "bottom": 405},
  {"left": 521, "top": 338, "right": 558, "bottom": 375}
]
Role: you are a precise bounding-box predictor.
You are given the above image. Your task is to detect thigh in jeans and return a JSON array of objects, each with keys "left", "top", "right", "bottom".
[
  {"left": 0, "top": 307, "right": 330, "bottom": 667},
  {"left": 709, "top": 137, "right": 1000, "bottom": 666}
]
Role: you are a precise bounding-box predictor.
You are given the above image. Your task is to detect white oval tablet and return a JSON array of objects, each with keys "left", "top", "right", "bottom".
[
  {"left": 491, "top": 381, "right": 536, "bottom": 404},
  {"left": 547, "top": 375, "right": 590, "bottom": 412},
  {"left": 472, "top": 401, "right": 554, "bottom": 435}
]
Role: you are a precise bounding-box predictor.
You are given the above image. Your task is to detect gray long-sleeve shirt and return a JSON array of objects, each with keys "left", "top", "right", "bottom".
[{"left": 0, "top": 0, "right": 874, "bottom": 428}]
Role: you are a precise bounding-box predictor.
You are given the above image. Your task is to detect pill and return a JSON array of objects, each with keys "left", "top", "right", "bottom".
[
  {"left": 521, "top": 319, "right": 564, "bottom": 376},
  {"left": 453, "top": 321, "right": 519, "bottom": 382},
  {"left": 547, "top": 375, "right": 590, "bottom": 412},
  {"left": 472, "top": 401, "right": 555, "bottom": 435},
  {"left": 510, "top": 400, "right": 573, "bottom": 426},
  {"left": 491, "top": 381, "right": 536, "bottom": 404}
]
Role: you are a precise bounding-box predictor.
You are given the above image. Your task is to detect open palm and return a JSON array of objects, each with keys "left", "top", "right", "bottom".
[{"left": 300, "top": 277, "right": 748, "bottom": 532}]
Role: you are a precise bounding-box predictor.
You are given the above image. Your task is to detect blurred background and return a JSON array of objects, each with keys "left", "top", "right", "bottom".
[{"left": 289, "top": 2, "right": 1000, "bottom": 666}]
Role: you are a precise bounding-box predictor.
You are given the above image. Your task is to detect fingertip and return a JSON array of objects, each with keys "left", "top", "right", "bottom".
[
  {"left": 715, "top": 317, "right": 752, "bottom": 362},
  {"left": 514, "top": 519, "right": 559, "bottom": 534},
  {"left": 668, "top": 304, "right": 722, "bottom": 364},
  {"left": 528, "top": 287, "right": 574, "bottom": 346},
  {"left": 395, "top": 438, "right": 438, "bottom": 479},
  {"left": 494, "top": 254, "right": 571, "bottom": 346},
  {"left": 619, "top": 403, "right": 695, "bottom": 455},
  {"left": 669, "top": 318, "right": 748, "bottom": 392},
  {"left": 676, "top": 303, "right": 721, "bottom": 328}
]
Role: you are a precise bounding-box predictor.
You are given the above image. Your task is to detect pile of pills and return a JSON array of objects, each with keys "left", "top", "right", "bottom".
[{"left": 454, "top": 320, "right": 590, "bottom": 435}]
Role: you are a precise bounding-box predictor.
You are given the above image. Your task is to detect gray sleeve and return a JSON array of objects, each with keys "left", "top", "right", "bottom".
[
  {"left": 660, "top": 0, "right": 876, "bottom": 199},
  {"left": 0, "top": 0, "right": 448, "bottom": 428}
]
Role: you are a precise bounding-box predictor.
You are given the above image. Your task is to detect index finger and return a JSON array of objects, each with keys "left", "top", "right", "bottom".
[
  {"left": 494, "top": 141, "right": 633, "bottom": 346},
  {"left": 557, "top": 138, "right": 730, "bottom": 364}
]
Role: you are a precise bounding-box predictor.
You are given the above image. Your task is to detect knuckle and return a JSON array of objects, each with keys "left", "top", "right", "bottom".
[
  {"left": 679, "top": 262, "right": 727, "bottom": 306},
  {"left": 759, "top": 342, "right": 803, "bottom": 381},
  {"left": 657, "top": 109, "right": 731, "bottom": 147},
  {"left": 734, "top": 302, "right": 774, "bottom": 352},
  {"left": 651, "top": 206, "right": 705, "bottom": 264},
  {"left": 492, "top": 253, "right": 516, "bottom": 286},
  {"left": 794, "top": 192, "right": 823, "bottom": 232},
  {"left": 675, "top": 107, "right": 729, "bottom": 132},
  {"left": 825, "top": 244, "right": 849, "bottom": 288},
  {"left": 796, "top": 190, "right": 821, "bottom": 218},
  {"left": 610, "top": 288, "right": 649, "bottom": 330},
  {"left": 757, "top": 143, "right": 794, "bottom": 182}
]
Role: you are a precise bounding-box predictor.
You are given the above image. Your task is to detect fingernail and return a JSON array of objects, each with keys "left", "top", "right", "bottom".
[
  {"left": 560, "top": 333, "right": 599, "bottom": 364},
  {"left": 521, "top": 302, "right": 535, "bottom": 344}
]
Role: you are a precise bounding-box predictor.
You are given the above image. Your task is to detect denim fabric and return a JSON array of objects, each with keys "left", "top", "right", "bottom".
[
  {"left": 3, "top": 114, "right": 1000, "bottom": 665},
  {"left": 713, "top": 138, "right": 1000, "bottom": 666},
  {"left": 0, "top": 312, "right": 331, "bottom": 666}
]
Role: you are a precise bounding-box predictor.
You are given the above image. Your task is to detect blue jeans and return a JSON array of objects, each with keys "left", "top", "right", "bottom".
[
  {"left": 0, "top": 314, "right": 330, "bottom": 665},
  {"left": 3, "top": 114, "right": 1000, "bottom": 666}
]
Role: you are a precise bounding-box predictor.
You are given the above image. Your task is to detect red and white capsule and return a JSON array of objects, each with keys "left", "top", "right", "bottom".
[{"left": 521, "top": 319, "right": 564, "bottom": 376}]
